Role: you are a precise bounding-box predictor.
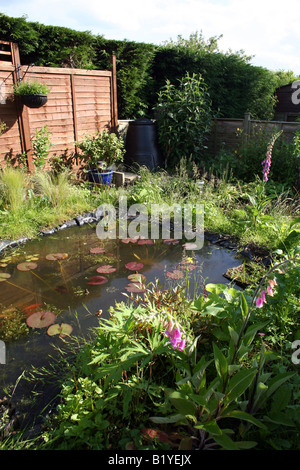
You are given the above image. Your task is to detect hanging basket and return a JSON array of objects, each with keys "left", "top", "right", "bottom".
[{"left": 20, "top": 94, "right": 48, "bottom": 108}]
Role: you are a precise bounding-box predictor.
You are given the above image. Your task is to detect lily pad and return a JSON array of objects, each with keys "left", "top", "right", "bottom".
[
  {"left": 138, "top": 239, "right": 154, "bottom": 245},
  {"left": 166, "top": 270, "right": 184, "bottom": 279},
  {"left": 125, "top": 262, "right": 144, "bottom": 271},
  {"left": 163, "top": 239, "right": 180, "bottom": 245},
  {"left": 45, "top": 253, "right": 68, "bottom": 260},
  {"left": 17, "top": 262, "right": 38, "bottom": 271},
  {"left": 96, "top": 265, "right": 117, "bottom": 274},
  {"left": 87, "top": 275, "right": 108, "bottom": 285},
  {"left": 0, "top": 273, "right": 11, "bottom": 281},
  {"left": 47, "top": 323, "right": 73, "bottom": 338},
  {"left": 121, "top": 238, "right": 138, "bottom": 244},
  {"left": 90, "top": 247, "right": 106, "bottom": 254},
  {"left": 182, "top": 243, "right": 198, "bottom": 250},
  {"left": 26, "top": 311, "right": 56, "bottom": 329}
]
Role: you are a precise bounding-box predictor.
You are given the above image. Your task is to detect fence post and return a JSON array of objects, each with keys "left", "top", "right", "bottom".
[
  {"left": 243, "top": 112, "right": 251, "bottom": 145},
  {"left": 110, "top": 55, "right": 118, "bottom": 133}
]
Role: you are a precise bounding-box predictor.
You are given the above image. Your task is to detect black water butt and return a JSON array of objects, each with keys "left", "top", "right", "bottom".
[{"left": 124, "top": 118, "right": 163, "bottom": 171}]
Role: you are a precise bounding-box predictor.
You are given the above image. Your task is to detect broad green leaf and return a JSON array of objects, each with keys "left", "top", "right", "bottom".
[
  {"left": 228, "top": 325, "right": 239, "bottom": 345},
  {"left": 213, "top": 343, "right": 228, "bottom": 380},
  {"left": 221, "top": 409, "right": 267, "bottom": 429},
  {"left": 240, "top": 293, "right": 248, "bottom": 318},
  {"left": 150, "top": 414, "right": 185, "bottom": 424},
  {"left": 213, "top": 433, "right": 240, "bottom": 450},
  {"left": 195, "top": 419, "right": 222, "bottom": 435},
  {"left": 168, "top": 391, "right": 197, "bottom": 416},
  {"left": 264, "top": 412, "right": 295, "bottom": 427},
  {"left": 225, "top": 368, "right": 257, "bottom": 404}
]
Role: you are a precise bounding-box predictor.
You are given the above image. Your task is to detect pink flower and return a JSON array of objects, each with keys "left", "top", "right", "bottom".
[
  {"left": 256, "top": 289, "right": 267, "bottom": 308},
  {"left": 267, "top": 285, "right": 274, "bottom": 296},
  {"left": 256, "top": 297, "right": 264, "bottom": 308},
  {"left": 268, "top": 278, "right": 277, "bottom": 288},
  {"left": 165, "top": 324, "right": 185, "bottom": 351}
]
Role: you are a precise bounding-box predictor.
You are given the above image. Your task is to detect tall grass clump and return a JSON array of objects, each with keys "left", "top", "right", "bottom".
[
  {"left": 0, "top": 166, "right": 28, "bottom": 213},
  {"left": 32, "top": 170, "right": 77, "bottom": 209}
]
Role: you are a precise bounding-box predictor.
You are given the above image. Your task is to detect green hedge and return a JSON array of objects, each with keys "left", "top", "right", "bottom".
[{"left": 0, "top": 13, "right": 291, "bottom": 120}]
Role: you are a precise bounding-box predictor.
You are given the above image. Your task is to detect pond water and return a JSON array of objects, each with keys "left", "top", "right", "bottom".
[{"left": 0, "top": 223, "right": 242, "bottom": 396}]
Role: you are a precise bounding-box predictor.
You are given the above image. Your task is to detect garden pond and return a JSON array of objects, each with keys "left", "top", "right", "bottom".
[{"left": 0, "top": 222, "right": 243, "bottom": 415}]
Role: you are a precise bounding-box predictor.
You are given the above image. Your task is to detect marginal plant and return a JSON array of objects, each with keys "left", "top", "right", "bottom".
[
  {"left": 0, "top": 166, "right": 28, "bottom": 213},
  {"left": 32, "top": 170, "right": 73, "bottom": 208},
  {"left": 261, "top": 130, "right": 283, "bottom": 182},
  {"left": 31, "top": 125, "right": 53, "bottom": 168}
]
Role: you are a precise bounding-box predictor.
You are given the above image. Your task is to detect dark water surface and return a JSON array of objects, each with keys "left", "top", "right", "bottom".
[{"left": 0, "top": 223, "right": 241, "bottom": 395}]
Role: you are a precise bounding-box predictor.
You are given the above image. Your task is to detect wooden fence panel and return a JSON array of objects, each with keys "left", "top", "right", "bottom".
[
  {"left": 207, "top": 114, "right": 300, "bottom": 156},
  {"left": 0, "top": 63, "right": 117, "bottom": 168}
]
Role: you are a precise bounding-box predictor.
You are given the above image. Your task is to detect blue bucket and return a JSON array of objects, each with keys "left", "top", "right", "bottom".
[{"left": 88, "top": 170, "right": 113, "bottom": 185}]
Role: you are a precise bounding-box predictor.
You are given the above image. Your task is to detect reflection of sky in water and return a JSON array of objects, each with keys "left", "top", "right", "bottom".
[{"left": 0, "top": 224, "right": 242, "bottom": 390}]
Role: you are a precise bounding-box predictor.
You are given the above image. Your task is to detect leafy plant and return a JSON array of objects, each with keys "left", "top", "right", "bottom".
[
  {"left": 13, "top": 80, "right": 51, "bottom": 96},
  {"left": 76, "top": 129, "right": 125, "bottom": 169},
  {"left": 0, "top": 166, "right": 28, "bottom": 213},
  {"left": 154, "top": 73, "right": 214, "bottom": 168},
  {"left": 31, "top": 126, "right": 53, "bottom": 168}
]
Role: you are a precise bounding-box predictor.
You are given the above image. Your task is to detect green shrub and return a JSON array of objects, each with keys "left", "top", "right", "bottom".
[{"left": 154, "top": 73, "right": 214, "bottom": 168}]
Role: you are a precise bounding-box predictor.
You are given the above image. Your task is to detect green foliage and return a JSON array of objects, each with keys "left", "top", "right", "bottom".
[
  {"left": 210, "top": 125, "right": 299, "bottom": 187},
  {"left": 30, "top": 125, "right": 53, "bottom": 168},
  {"left": 13, "top": 80, "right": 51, "bottom": 96},
  {"left": 76, "top": 130, "right": 125, "bottom": 169},
  {"left": 0, "top": 166, "right": 28, "bottom": 213},
  {"left": 154, "top": 73, "right": 214, "bottom": 168},
  {"left": 0, "top": 14, "right": 292, "bottom": 120},
  {"left": 40, "top": 255, "right": 299, "bottom": 450},
  {"left": 0, "top": 121, "right": 7, "bottom": 135},
  {"left": 94, "top": 37, "right": 156, "bottom": 119}
]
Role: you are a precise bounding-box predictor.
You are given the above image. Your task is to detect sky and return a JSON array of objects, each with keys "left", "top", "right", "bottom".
[{"left": 1, "top": 0, "right": 300, "bottom": 74}]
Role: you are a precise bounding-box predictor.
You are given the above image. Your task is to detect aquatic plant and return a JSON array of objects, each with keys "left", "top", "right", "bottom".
[
  {"left": 47, "top": 323, "right": 73, "bottom": 338},
  {"left": 26, "top": 311, "right": 56, "bottom": 329}
]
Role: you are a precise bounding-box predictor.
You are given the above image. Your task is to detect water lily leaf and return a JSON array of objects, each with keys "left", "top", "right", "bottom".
[
  {"left": 125, "top": 282, "right": 146, "bottom": 293},
  {"left": 45, "top": 253, "right": 68, "bottom": 260},
  {"left": 96, "top": 265, "right": 117, "bottom": 274},
  {"left": 163, "top": 239, "right": 180, "bottom": 245},
  {"left": 166, "top": 270, "right": 184, "bottom": 279},
  {"left": 26, "top": 311, "right": 56, "bottom": 329},
  {"left": 138, "top": 239, "right": 154, "bottom": 245},
  {"left": 125, "top": 262, "right": 144, "bottom": 271},
  {"left": 128, "top": 273, "right": 146, "bottom": 283},
  {"left": 121, "top": 238, "right": 138, "bottom": 244},
  {"left": 0, "top": 273, "right": 11, "bottom": 281},
  {"left": 87, "top": 275, "right": 108, "bottom": 285},
  {"left": 17, "top": 262, "right": 38, "bottom": 271},
  {"left": 182, "top": 243, "right": 198, "bottom": 250},
  {"left": 47, "top": 323, "right": 73, "bottom": 338},
  {"left": 90, "top": 247, "right": 106, "bottom": 254}
]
